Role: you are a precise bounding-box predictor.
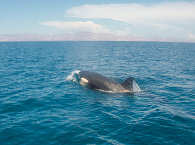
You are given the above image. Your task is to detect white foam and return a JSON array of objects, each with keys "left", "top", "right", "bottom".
[{"left": 66, "top": 70, "right": 80, "bottom": 82}]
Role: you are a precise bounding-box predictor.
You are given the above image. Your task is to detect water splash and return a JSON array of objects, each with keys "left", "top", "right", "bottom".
[{"left": 66, "top": 70, "right": 80, "bottom": 82}]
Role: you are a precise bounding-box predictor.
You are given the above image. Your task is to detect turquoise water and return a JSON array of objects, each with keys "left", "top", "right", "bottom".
[{"left": 0, "top": 41, "right": 194, "bottom": 145}]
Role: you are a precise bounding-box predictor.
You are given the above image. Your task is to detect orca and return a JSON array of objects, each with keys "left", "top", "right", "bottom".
[{"left": 78, "top": 71, "right": 141, "bottom": 93}]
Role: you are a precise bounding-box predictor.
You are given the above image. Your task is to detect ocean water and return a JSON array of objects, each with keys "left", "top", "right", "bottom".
[{"left": 0, "top": 41, "right": 194, "bottom": 145}]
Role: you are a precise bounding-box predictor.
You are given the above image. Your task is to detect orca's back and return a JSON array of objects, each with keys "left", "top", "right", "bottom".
[{"left": 79, "top": 71, "right": 121, "bottom": 91}]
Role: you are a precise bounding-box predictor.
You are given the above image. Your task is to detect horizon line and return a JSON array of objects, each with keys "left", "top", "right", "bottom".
[{"left": 0, "top": 40, "right": 195, "bottom": 44}]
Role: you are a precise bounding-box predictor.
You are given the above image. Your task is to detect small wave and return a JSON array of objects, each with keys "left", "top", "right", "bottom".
[{"left": 66, "top": 70, "right": 80, "bottom": 82}]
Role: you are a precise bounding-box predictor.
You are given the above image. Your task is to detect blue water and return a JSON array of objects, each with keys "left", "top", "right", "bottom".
[{"left": 0, "top": 41, "right": 194, "bottom": 145}]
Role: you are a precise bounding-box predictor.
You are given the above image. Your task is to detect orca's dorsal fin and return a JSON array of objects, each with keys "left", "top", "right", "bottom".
[
  {"left": 121, "top": 77, "right": 141, "bottom": 92},
  {"left": 121, "top": 77, "right": 134, "bottom": 91}
]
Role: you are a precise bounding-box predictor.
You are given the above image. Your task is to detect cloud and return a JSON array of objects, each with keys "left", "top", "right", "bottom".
[
  {"left": 0, "top": 33, "right": 145, "bottom": 42},
  {"left": 40, "top": 20, "right": 140, "bottom": 40},
  {"left": 188, "top": 33, "right": 195, "bottom": 41},
  {"left": 66, "top": 2, "right": 195, "bottom": 25},
  {"left": 3, "top": 2, "right": 195, "bottom": 42},
  {"left": 41, "top": 21, "right": 110, "bottom": 34},
  {"left": 63, "top": 2, "right": 195, "bottom": 42}
]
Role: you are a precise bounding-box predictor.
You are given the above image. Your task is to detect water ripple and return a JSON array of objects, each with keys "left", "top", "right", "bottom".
[{"left": 0, "top": 41, "right": 195, "bottom": 145}]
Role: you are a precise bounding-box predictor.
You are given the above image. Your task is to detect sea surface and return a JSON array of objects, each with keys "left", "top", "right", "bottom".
[{"left": 0, "top": 41, "right": 194, "bottom": 145}]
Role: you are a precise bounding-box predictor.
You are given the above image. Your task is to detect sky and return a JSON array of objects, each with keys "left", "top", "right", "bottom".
[{"left": 1, "top": 0, "right": 195, "bottom": 42}]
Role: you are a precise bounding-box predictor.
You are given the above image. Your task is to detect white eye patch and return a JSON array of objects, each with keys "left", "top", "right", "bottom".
[{"left": 80, "top": 77, "right": 89, "bottom": 85}]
